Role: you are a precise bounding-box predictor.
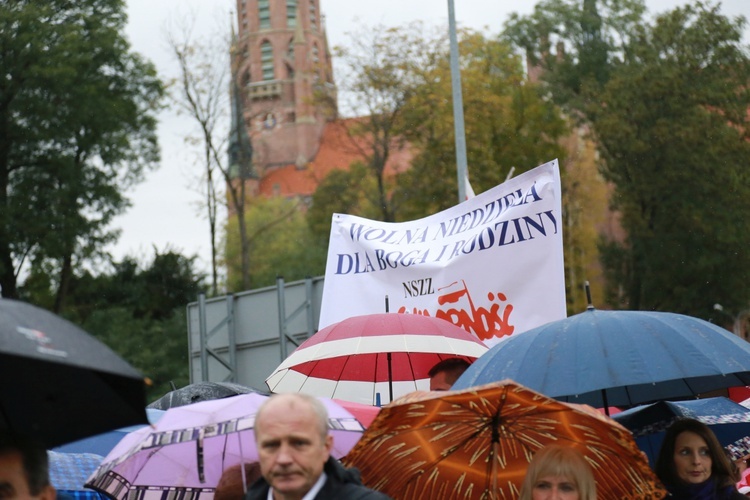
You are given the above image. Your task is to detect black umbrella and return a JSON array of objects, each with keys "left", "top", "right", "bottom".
[
  {"left": 0, "top": 299, "right": 148, "bottom": 448},
  {"left": 146, "top": 381, "right": 265, "bottom": 410}
]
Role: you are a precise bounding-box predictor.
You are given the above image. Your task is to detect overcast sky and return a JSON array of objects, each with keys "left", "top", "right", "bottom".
[{"left": 114, "top": 0, "right": 748, "bottom": 278}]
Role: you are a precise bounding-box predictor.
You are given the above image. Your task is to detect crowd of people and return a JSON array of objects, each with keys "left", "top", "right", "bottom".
[
  {"left": 228, "top": 389, "right": 750, "bottom": 500},
  {"left": 4, "top": 358, "right": 750, "bottom": 499}
]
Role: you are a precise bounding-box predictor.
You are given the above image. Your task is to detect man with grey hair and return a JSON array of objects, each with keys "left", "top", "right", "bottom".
[
  {"left": 0, "top": 432, "right": 56, "bottom": 500},
  {"left": 246, "top": 393, "right": 390, "bottom": 500}
]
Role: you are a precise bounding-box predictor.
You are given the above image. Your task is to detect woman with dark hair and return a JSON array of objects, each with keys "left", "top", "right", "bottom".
[{"left": 655, "top": 418, "right": 745, "bottom": 499}]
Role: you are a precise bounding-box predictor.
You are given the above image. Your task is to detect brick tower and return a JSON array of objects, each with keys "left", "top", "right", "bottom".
[{"left": 233, "top": 0, "right": 336, "bottom": 175}]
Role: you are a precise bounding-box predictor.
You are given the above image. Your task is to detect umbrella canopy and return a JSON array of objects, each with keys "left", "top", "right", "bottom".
[
  {"left": 85, "top": 393, "right": 365, "bottom": 499},
  {"left": 342, "top": 380, "right": 666, "bottom": 499},
  {"left": 0, "top": 299, "right": 148, "bottom": 448},
  {"left": 453, "top": 308, "right": 750, "bottom": 408},
  {"left": 266, "top": 312, "right": 488, "bottom": 405},
  {"left": 49, "top": 450, "right": 107, "bottom": 499},
  {"left": 147, "top": 381, "right": 264, "bottom": 410},
  {"left": 613, "top": 397, "right": 750, "bottom": 465},
  {"left": 332, "top": 399, "right": 381, "bottom": 427}
]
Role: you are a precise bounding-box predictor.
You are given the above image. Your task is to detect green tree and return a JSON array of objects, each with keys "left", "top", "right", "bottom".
[
  {"left": 21, "top": 249, "right": 207, "bottom": 401},
  {"left": 592, "top": 3, "right": 750, "bottom": 316},
  {"left": 306, "top": 162, "right": 383, "bottom": 247},
  {"left": 504, "top": 1, "right": 750, "bottom": 318},
  {"left": 394, "top": 30, "right": 568, "bottom": 219},
  {"left": 0, "top": 0, "right": 163, "bottom": 305},
  {"left": 306, "top": 27, "right": 568, "bottom": 274},
  {"left": 332, "top": 22, "right": 444, "bottom": 222},
  {"left": 82, "top": 307, "right": 189, "bottom": 402},
  {"left": 225, "top": 197, "right": 326, "bottom": 290},
  {"left": 503, "top": 0, "right": 646, "bottom": 114}
]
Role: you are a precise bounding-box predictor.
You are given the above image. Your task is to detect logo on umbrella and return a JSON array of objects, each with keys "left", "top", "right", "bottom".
[{"left": 17, "top": 326, "right": 68, "bottom": 358}]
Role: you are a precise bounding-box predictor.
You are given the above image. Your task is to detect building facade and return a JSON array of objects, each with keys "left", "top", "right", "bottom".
[{"left": 233, "top": 0, "right": 336, "bottom": 174}]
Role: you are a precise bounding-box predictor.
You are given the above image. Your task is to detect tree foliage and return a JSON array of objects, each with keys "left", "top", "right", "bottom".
[
  {"left": 225, "top": 197, "right": 326, "bottom": 290},
  {"left": 504, "top": 0, "right": 750, "bottom": 318},
  {"left": 0, "top": 0, "right": 163, "bottom": 305},
  {"left": 21, "top": 249, "right": 207, "bottom": 401},
  {"left": 317, "top": 25, "right": 567, "bottom": 224},
  {"left": 305, "top": 26, "right": 570, "bottom": 288},
  {"left": 503, "top": 0, "right": 647, "bottom": 113},
  {"left": 306, "top": 162, "right": 383, "bottom": 247},
  {"left": 393, "top": 30, "right": 568, "bottom": 219},
  {"left": 593, "top": 3, "right": 750, "bottom": 316},
  {"left": 332, "top": 22, "right": 443, "bottom": 222},
  {"left": 167, "top": 19, "right": 230, "bottom": 296}
]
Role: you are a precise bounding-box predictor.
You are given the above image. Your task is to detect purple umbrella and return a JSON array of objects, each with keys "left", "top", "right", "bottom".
[{"left": 85, "top": 393, "right": 364, "bottom": 499}]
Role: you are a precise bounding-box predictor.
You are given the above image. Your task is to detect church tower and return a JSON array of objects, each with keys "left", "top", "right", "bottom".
[{"left": 233, "top": 0, "right": 336, "bottom": 174}]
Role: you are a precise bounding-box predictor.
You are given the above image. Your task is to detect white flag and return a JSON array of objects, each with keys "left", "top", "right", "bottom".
[{"left": 465, "top": 172, "right": 476, "bottom": 200}]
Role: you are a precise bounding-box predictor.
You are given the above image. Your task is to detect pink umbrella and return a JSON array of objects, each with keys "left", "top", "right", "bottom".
[
  {"left": 265, "top": 313, "right": 489, "bottom": 405},
  {"left": 85, "top": 393, "right": 364, "bottom": 499},
  {"left": 333, "top": 399, "right": 381, "bottom": 427}
]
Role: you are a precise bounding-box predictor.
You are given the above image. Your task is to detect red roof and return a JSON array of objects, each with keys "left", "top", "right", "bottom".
[{"left": 257, "top": 118, "right": 414, "bottom": 198}]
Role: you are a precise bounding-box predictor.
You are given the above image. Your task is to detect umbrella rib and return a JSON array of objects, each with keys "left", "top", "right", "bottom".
[
  {"left": 326, "top": 357, "right": 350, "bottom": 400},
  {"left": 624, "top": 385, "right": 634, "bottom": 407}
]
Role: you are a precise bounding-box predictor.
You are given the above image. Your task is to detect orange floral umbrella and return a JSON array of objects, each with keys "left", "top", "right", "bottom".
[{"left": 342, "top": 380, "right": 666, "bottom": 500}]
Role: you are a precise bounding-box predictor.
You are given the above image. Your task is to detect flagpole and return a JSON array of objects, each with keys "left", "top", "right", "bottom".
[{"left": 448, "top": 0, "right": 468, "bottom": 203}]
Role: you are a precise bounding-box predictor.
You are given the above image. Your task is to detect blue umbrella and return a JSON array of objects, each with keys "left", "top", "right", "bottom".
[
  {"left": 452, "top": 308, "right": 750, "bottom": 408},
  {"left": 48, "top": 450, "right": 107, "bottom": 499},
  {"left": 53, "top": 408, "right": 165, "bottom": 456},
  {"left": 612, "top": 397, "right": 750, "bottom": 466}
]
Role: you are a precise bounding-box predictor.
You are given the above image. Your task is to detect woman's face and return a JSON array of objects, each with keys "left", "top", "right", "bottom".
[
  {"left": 673, "top": 431, "right": 712, "bottom": 484},
  {"left": 531, "top": 475, "right": 580, "bottom": 500}
]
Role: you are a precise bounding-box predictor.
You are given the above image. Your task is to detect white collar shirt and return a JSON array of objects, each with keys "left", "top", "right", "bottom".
[{"left": 266, "top": 471, "right": 328, "bottom": 500}]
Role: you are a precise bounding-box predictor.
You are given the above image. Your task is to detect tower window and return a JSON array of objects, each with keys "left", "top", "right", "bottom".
[
  {"left": 286, "top": 0, "right": 297, "bottom": 28},
  {"left": 312, "top": 44, "right": 319, "bottom": 65},
  {"left": 261, "top": 41, "right": 274, "bottom": 80},
  {"left": 309, "top": 0, "right": 317, "bottom": 29},
  {"left": 258, "top": 0, "right": 270, "bottom": 29}
]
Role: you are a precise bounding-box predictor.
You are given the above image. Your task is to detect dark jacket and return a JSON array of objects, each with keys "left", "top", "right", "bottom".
[
  {"left": 664, "top": 484, "right": 748, "bottom": 500},
  {"left": 244, "top": 456, "right": 391, "bottom": 500}
]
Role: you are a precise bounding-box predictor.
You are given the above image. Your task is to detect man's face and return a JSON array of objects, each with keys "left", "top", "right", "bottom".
[
  {"left": 0, "top": 451, "right": 54, "bottom": 500},
  {"left": 430, "top": 370, "right": 453, "bottom": 391},
  {"left": 255, "top": 397, "right": 333, "bottom": 500}
]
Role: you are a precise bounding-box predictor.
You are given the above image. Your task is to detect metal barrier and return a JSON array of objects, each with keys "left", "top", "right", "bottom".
[{"left": 186, "top": 276, "right": 324, "bottom": 390}]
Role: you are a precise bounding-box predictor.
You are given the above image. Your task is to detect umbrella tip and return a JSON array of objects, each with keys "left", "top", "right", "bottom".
[{"left": 584, "top": 281, "right": 595, "bottom": 311}]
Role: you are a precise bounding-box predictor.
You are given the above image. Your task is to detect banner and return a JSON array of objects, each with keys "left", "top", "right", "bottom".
[{"left": 318, "top": 159, "right": 567, "bottom": 346}]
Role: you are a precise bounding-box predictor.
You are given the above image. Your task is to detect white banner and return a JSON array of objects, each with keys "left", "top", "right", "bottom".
[{"left": 318, "top": 159, "right": 567, "bottom": 347}]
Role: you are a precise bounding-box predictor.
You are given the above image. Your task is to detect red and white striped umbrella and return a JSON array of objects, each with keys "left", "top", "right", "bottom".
[{"left": 265, "top": 313, "right": 488, "bottom": 405}]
